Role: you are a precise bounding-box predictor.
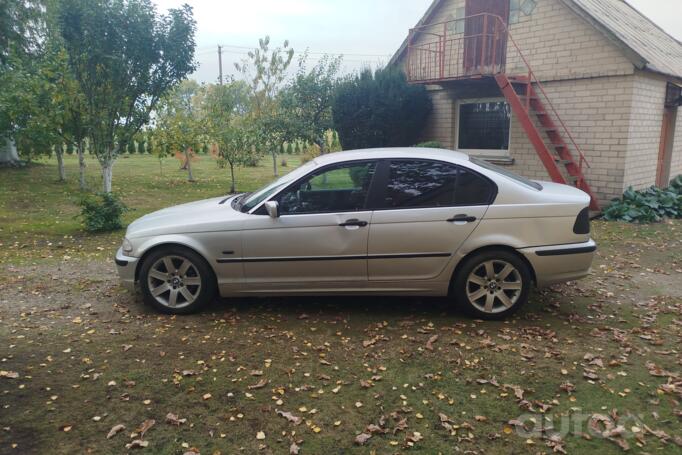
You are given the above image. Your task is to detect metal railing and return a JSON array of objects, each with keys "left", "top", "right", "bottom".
[{"left": 406, "top": 13, "right": 591, "bottom": 172}]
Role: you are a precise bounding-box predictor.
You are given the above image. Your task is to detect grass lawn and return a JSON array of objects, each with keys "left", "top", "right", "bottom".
[{"left": 0, "top": 154, "right": 681, "bottom": 454}]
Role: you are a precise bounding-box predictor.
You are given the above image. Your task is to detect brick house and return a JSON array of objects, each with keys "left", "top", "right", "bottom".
[{"left": 390, "top": 0, "right": 682, "bottom": 208}]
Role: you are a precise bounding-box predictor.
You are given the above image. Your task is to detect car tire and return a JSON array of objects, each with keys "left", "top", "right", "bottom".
[
  {"left": 139, "top": 246, "right": 217, "bottom": 315},
  {"left": 453, "top": 250, "right": 532, "bottom": 320}
]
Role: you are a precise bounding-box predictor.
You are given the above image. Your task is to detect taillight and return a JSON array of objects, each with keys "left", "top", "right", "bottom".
[{"left": 573, "top": 207, "right": 590, "bottom": 234}]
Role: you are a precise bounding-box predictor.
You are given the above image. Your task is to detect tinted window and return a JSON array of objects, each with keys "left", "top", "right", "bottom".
[
  {"left": 455, "top": 167, "right": 495, "bottom": 205},
  {"left": 276, "top": 161, "right": 376, "bottom": 215},
  {"left": 381, "top": 160, "right": 494, "bottom": 208}
]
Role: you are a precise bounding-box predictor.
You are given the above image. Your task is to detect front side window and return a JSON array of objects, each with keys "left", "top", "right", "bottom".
[
  {"left": 381, "top": 160, "right": 494, "bottom": 208},
  {"left": 276, "top": 161, "right": 377, "bottom": 215},
  {"left": 457, "top": 99, "right": 511, "bottom": 155}
]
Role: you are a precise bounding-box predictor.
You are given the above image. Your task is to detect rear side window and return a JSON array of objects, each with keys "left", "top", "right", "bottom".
[{"left": 379, "top": 160, "right": 495, "bottom": 209}]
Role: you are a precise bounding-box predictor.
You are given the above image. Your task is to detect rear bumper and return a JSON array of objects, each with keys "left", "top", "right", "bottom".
[
  {"left": 520, "top": 239, "right": 597, "bottom": 287},
  {"left": 115, "top": 247, "right": 139, "bottom": 293}
]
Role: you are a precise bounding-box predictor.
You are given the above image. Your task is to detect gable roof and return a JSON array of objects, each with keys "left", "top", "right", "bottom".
[{"left": 390, "top": 0, "right": 682, "bottom": 79}]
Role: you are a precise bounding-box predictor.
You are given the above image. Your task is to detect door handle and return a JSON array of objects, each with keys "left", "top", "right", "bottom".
[
  {"left": 447, "top": 214, "right": 477, "bottom": 223},
  {"left": 339, "top": 219, "right": 368, "bottom": 227}
]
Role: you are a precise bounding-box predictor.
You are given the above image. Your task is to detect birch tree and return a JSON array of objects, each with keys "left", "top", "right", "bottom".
[{"left": 55, "top": 0, "right": 197, "bottom": 192}]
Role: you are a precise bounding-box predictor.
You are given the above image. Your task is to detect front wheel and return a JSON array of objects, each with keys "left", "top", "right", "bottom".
[
  {"left": 139, "top": 246, "right": 216, "bottom": 315},
  {"left": 453, "top": 250, "right": 532, "bottom": 320}
]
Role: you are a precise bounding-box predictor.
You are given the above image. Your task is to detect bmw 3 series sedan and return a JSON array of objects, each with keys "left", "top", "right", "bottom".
[{"left": 115, "top": 148, "right": 596, "bottom": 319}]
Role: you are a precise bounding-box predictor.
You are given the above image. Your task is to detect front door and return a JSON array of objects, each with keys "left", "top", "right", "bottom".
[
  {"left": 241, "top": 160, "right": 377, "bottom": 286},
  {"left": 368, "top": 160, "right": 493, "bottom": 281},
  {"left": 463, "top": 0, "right": 510, "bottom": 75}
]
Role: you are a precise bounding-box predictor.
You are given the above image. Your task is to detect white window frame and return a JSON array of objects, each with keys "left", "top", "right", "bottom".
[{"left": 455, "top": 97, "right": 512, "bottom": 158}]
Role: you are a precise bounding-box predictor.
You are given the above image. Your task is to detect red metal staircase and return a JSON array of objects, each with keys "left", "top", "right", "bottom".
[
  {"left": 495, "top": 74, "right": 599, "bottom": 210},
  {"left": 405, "top": 13, "right": 600, "bottom": 211}
]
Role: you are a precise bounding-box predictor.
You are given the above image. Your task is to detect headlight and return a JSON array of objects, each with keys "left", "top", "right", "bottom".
[{"left": 122, "top": 238, "right": 133, "bottom": 254}]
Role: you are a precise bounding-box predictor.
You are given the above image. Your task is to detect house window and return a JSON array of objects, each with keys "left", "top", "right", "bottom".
[
  {"left": 456, "top": 99, "right": 511, "bottom": 156},
  {"left": 510, "top": 0, "right": 537, "bottom": 24}
]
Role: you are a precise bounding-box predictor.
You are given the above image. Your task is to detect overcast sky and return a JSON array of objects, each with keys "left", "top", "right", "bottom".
[{"left": 153, "top": 0, "right": 682, "bottom": 84}]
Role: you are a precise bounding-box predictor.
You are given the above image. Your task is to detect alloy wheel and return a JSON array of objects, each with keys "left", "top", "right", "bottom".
[
  {"left": 147, "top": 255, "right": 202, "bottom": 309},
  {"left": 465, "top": 259, "right": 523, "bottom": 314}
]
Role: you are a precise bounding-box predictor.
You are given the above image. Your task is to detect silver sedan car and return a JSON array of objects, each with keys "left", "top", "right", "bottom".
[{"left": 116, "top": 148, "right": 596, "bottom": 319}]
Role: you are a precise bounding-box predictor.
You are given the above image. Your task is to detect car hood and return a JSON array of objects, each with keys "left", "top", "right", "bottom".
[{"left": 126, "top": 196, "right": 244, "bottom": 238}]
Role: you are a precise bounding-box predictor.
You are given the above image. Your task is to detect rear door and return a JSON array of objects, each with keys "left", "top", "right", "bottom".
[{"left": 367, "top": 159, "right": 495, "bottom": 281}]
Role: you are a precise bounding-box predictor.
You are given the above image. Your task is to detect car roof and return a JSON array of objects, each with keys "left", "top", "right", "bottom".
[{"left": 312, "top": 148, "right": 470, "bottom": 166}]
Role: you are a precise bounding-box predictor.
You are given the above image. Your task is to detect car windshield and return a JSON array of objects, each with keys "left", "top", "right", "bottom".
[
  {"left": 239, "top": 160, "right": 317, "bottom": 213},
  {"left": 470, "top": 157, "right": 543, "bottom": 191}
]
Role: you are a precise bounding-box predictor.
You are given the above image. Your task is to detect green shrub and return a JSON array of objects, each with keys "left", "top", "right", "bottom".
[
  {"left": 670, "top": 174, "right": 682, "bottom": 193},
  {"left": 332, "top": 68, "right": 432, "bottom": 150},
  {"left": 603, "top": 178, "right": 682, "bottom": 223},
  {"left": 78, "top": 192, "right": 129, "bottom": 232},
  {"left": 414, "top": 141, "right": 443, "bottom": 149}
]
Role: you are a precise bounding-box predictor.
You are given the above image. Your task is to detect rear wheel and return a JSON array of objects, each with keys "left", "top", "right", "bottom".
[
  {"left": 453, "top": 250, "right": 531, "bottom": 320},
  {"left": 139, "top": 246, "right": 216, "bottom": 314}
]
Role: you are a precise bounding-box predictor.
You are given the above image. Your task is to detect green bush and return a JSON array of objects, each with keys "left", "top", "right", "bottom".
[
  {"left": 332, "top": 68, "right": 432, "bottom": 150},
  {"left": 603, "top": 177, "right": 682, "bottom": 223},
  {"left": 78, "top": 192, "right": 129, "bottom": 232},
  {"left": 414, "top": 141, "right": 443, "bottom": 149}
]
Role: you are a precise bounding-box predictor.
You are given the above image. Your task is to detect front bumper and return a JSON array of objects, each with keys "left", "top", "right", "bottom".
[
  {"left": 520, "top": 239, "right": 597, "bottom": 287},
  {"left": 115, "top": 247, "right": 140, "bottom": 293}
]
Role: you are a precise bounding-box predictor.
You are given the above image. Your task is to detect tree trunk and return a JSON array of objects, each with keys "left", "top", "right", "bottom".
[
  {"left": 101, "top": 160, "right": 113, "bottom": 193},
  {"left": 271, "top": 150, "right": 278, "bottom": 177},
  {"left": 77, "top": 141, "right": 86, "bottom": 190},
  {"left": 0, "top": 138, "right": 20, "bottom": 165},
  {"left": 56, "top": 145, "right": 66, "bottom": 181},
  {"left": 229, "top": 162, "right": 236, "bottom": 194},
  {"left": 185, "top": 148, "right": 195, "bottom": 182}
]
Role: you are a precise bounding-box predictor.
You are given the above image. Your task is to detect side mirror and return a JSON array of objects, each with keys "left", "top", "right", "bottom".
[{"left": 264, "top": 201, "right": 279, "bottom": 218}]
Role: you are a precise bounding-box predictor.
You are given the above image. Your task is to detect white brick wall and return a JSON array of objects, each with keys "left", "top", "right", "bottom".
[
  {"left": 506, "top": 75, "right": 634, "bottom": 203},
  {"left": 623, "top": 73, "right": 667, "bottom": 190}
]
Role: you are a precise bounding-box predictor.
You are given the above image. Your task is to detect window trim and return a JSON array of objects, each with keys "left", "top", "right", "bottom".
[
  {"left": 369, "top": 159, "right": 498, "bottom": 211},
  {"left": 455, "top": 97, "right": 512, "bottom": 157},
  {"left": 251, "top": 159, "right": 380, "bottom": 216}
]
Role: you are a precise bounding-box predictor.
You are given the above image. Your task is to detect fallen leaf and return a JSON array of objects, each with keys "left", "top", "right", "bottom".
[
  {"left": 0, "top": 371, "right": 19, "bottom": 379},
  {"left": 354, "top": 433, "right": 372, "bottom": 445},
  {"left": 165, "top": 413, "right": 187, "bottom": 426},
  {"left": 276, "top": 410, "right": 302, "bottom": 425},
  {"left": 248, "top": 378, "right": 269, "bottom": 390},
  {"left": 290, "top": 442, "right": 300, "bottom": 454},
  {"left": 125, "top": 440, "right": 149, "bottom": 449},
  {"left": 425, "top": 335, "right": 439, "bottom": 351},
  {"left": 256, "top": 431, "right": 265, "bottom": 440},
  {"left": 136, "top": 419, "right": 155, "bottom": 438},
  {"left": 106, "top": 424, "right": 125, "bottom": 439}
]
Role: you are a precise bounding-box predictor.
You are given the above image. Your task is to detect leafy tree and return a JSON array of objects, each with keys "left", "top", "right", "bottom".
[
  {"left": 332, "top": 68, "right": 432, "bottom": 150},
  {"left": 236, "top": 36, "right": 294, "bottom": 177},
  {"left": 286, "top": 142, "right": 293, "bottom": 155},
  {"left": 204, "top": 81, "right": 257, "bottom": 193},
  {"left": 56, "top": 0, "right": 197, "bottom": 192},
  {"left": 153, "top": 80, "right": 205, "bottom": 182},
  {"left": 0, "top": 0, "right": 47, "bottom": 165},
  {"left": 294, "top": 141, "right": 301, "bottom": 154},
  {"left": 280, "top": 53, "right": 341, "bottom": 154},
  {"left": 0, "top": 0, "right": 45, "bottom": 65},
  {"left": 137, "top": 138, "right": 146, "bottom": 155},
  {"left": 127, "top": 141, "right": 136, "bottom": 155}
]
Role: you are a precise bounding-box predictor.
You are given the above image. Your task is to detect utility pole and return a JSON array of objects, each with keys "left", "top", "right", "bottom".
[{"left": 218, "top": 45, "right": 223, "bottom": 85}]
